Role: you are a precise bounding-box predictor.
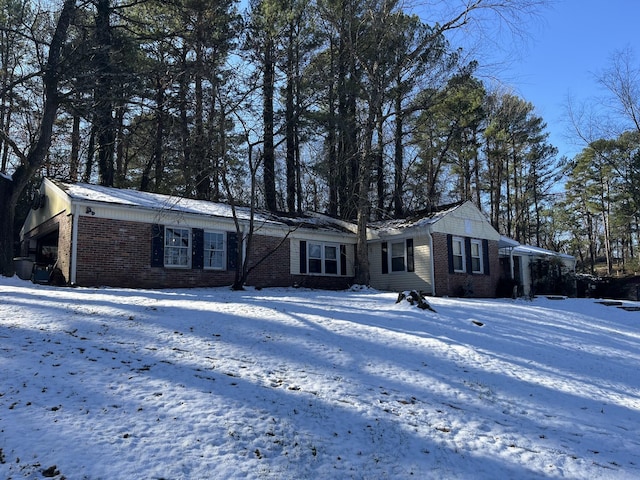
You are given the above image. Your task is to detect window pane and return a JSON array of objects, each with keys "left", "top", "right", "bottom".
[
  {"left": 214, "top": 251, "right": 225, "bottom": 269},
  {"left": 309, "top": 244, "right": 322, "bottom": 259},
  {"left": 452, "top": 238, "right": 465, "bottom": 272},
  {"left": 325, "top": 259, "right": 338, "bottom": 274},
  {"left": 309, "top": 258, "right": 322, "bottom": 273},
  {"left": 472, "top": 257, "right": 481, "bottom": 272},
  {"left": 391, "top": 242, "right": 404, "bottom": 257},
  {"left": 390, "top": 242, "right": 405, "bottom": 272},
  {"left": 471, "top": 241, "right": 482, "bottom": 273},
  {"left": 325, "top": 246, "right": 337, "bottom": 260},
  {"left": 165, "top": 228, "right": 189, "bottom": 267},
  {"left": 391, "top": 256, "right": 405, "bottom": 272},
  {"left": 204, "top": 232, "right": 225, "bottom": 269}
]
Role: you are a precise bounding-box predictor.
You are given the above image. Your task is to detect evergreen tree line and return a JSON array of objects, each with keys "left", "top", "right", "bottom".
[{"left": 1, "top": 0, "right": 639, "bottom": 278}]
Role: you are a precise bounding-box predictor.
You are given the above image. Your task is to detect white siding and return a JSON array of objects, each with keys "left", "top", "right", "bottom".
[
  {"left": 291, "top": 239, "right": 301, "bottom": 274},
  {"left": 368, "top": 237, "right": 433, "bottom": 293},
  {"left": 431, "top": 202, "right": 500, "bottom": 241},
  {"left": 21, "top": 180, "right": 71, "bottom": 235}
]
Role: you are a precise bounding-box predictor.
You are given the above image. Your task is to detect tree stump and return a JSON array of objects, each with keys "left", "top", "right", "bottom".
[{"left": 396, "top": 290, "right": 436, "bottom": 312}]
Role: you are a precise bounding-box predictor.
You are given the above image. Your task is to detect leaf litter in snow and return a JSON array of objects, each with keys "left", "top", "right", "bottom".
[{"left": 1, "top": 276, "right": 640, "bottom": 479}]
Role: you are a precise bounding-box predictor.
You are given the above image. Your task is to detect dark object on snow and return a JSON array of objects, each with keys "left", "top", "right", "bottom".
[
  {"left": 396, "top": 290, "right": 436, "bottom": 312},
  {"left": 42, "top": 465, "right": 60, "bottom": 477},
  {"left": 596, "top": 300, "right": 623, "bottom": 306}
]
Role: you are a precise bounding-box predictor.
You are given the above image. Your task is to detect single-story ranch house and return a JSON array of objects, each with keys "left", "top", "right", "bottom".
[{"left": 17, "top": 178, "right": 570, "bottom": 297}]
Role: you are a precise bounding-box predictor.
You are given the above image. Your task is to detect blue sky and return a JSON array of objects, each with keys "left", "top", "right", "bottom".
[{"left": 491, "top": 0, "right": 639, "bottom": 159}]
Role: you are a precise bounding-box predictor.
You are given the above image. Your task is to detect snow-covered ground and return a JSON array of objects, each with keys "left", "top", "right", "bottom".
[{"left": 1, "top": 276, "right": 639, "bottom": 479}]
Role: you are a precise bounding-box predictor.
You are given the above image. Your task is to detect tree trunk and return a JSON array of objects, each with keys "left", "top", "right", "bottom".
[
  {"left": 114, "top": 104, "right": 126, "bottom": 187},
  {"left": 83, "top": 124, "right": 96, "bottom": 183},
  {"left": 178, "top": 50, "right": 193, "bottom": 194},
  {"left": 70, "top": 113, "right": 80, "bottom": 181},
  {"left": 140, "top": 77, "right": 164, "bottom": 193},
  {"left": 263, "top": 36, "right": 276, "bottom": 211},
  {"left": 0, "top": 0, "right": 76, "bottom": 277},
  {"left": 393, "top": 84, "right": 404, "bottom": 218},
  {"left": 193, "top": 19, "right": 210, "bottom": 200},
  {"left": 95, "top": 0, "right": 115, "bottom": 186},
  {"left": 375, "top": 105, "right": 384, "bottom": 219},
  {"left": 354, "top": 96, "right": 378, "bottom": 286},
  {"left": 284, "top": 21, "right": 297, "bottom": 213},
  {"left": 0, "top": 177, "right": 16, "bottom": 276},
  {"left": 1, "top": 107, "right": 13, "bottom": 172},
  {"left": 326, "top": 36, "right": 339, "bottom": 217}
]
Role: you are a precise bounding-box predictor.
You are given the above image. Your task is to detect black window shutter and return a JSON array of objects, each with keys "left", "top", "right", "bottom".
[
  {"left": 227, "top": 232, "right": 238, "bottom": 271},
  {"left": 406, "top": 238, "right": 414, "bottom": 272},
  {"left": 482, "top": 238, "right": 490, "bottom": 275},
  {"left": 465, "top": 237, "right": 473, "bottom": 273},
  {"left": 151, "top": 224, "right": 164, "bottom": 267},
  {"left": 340, "top": 244, "right": 347, "bottom": 276},
  {"left": 192, "top": 228, "right": 204, "bottom": 269},
  {"left": 446, "top": 234, "right": 454, "bottom": 273},
  {"left": 381, "top": 242, "right": 388, "bottom": 274},
  {"left": 300, "top": 241, "right": 307, "bottom": 273}
]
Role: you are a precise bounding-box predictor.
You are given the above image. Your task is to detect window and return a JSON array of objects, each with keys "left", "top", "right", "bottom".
[
  {"left": 164, "top": 227, "right": 190, "bottom": 267},
  {"left": 391, "top": 241, "right": 405, "bottom": 272},
  {"left": 325, "top": 245, "right": 338, "bottom": 274},
  {"left": 452, "top": 237, "right": 465, "bottom": 272},
  {"left": 307, "top": 242, "right": 340, "bottom": 275},
  {"left": 382, "top": 239, "right": 414, "bottom": 274},
  {"left": 152, "top": 226, "right": 237, "bottom": 271},
  {"left": 204, "top": 231, "right": 225, "bottom": 269},
  {"left": 447, "top": 235, "right": 489, "bottom": 275},
  {"left": 470, "top": 239, "right": 483, "bottom": 273}
]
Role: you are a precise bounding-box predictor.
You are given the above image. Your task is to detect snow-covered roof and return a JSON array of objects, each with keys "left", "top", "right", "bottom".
[
  {"left": 368, "top": 202, "right": 464, "bottom": 235},
  {"left": 499, "top": 235, "right": 575, "bottom": 260},
  {"left": 498, "top": 236, "right": 520, "bottom": 249},
  {"left": 52, "top": 180, "right": 355, "bottom": 234},
  {"left": 513, "top": 244, "right": 575, "bottom": 260},
  {"left": 56, "top": 180, "right": 259, "bottom": 220}
]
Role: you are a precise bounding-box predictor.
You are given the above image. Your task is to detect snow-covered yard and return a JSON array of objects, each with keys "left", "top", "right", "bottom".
[{"left": 1, "top": 276, "right": 639, "bottom": 479}]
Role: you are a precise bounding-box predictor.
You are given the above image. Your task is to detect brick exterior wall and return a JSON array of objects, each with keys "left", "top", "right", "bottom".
[
  {"left": 73, "top": 217, "right": 354, "bottom": 289},
  {"left": 244, "top": 234, "right": 291, "bottom": 287},
  {"left": 75, "top": 217, "right": 240, "bottom": 288},
  {"left": 431, "top": 232, "right": 500, "bottom": 297}
]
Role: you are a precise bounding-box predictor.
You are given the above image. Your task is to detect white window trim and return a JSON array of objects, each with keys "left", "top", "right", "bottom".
[
  {"left": 307, "top": 241, "right": 341, "bottom": 276},
  {"left": 164, "top": 226, "right": 191, "bottom": 269},
  {"left": 452, "top": 236, "right": 466, "bottom": 273},
  {"left": 470, "top": 239, "right": 483, "bottom": 274},
  {"left": 203, "top": 230, "right": 226, "bottom": 270}
]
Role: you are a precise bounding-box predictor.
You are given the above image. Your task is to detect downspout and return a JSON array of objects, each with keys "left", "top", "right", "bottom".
[
  {"left": 509, "top": 248, "right": 515, "bottom": 280},
  {"left": 428, "top": 230, "right": 436, "bottom": 296},
  {"left": 70, "top": 203, "right": 80, "bottom": 285},
  {"left": 242, "top": 226, "right": 247, "bottom": 272},
  {"left": 509, "top": 247, "right": 516, "bottom": 298}
]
